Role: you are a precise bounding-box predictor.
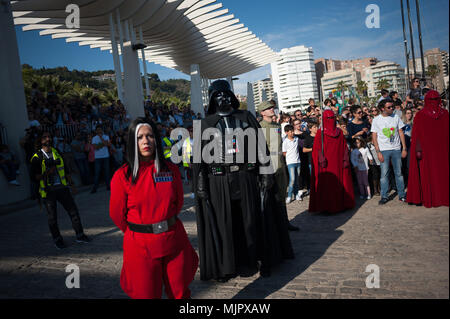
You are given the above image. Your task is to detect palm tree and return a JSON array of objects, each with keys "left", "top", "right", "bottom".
[
  {"left": 376, "top": 78, "right": 390, "bottom": 92},
  {"left": 426, "top": 64, "right": 440, "bottom": 89},
  {"left": 356, "top": 80, "right": 368, "bottom": 103},
  {"left": 336, "top": 81, "right": 348, "bottom": 106}
]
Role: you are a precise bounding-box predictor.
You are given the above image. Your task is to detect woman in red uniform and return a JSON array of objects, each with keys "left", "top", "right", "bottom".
[{"left": 110, "top": 118, "right": 198, "bottom": 299}]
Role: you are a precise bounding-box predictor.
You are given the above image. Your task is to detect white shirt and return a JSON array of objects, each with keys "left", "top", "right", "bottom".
[
  {"left": 351, "top": 148, "right": 373, "bottom": 171},
  {"left": 282, "top": 136, "right": 300, "bottom": 165},
  {"left": 92, "top": 134, "right": 110, "bottom": 159},
  {"left": 281, "top": 122, "right": 289, "bottom": 141},
  {"left": 371, "top": 114, "right": 405, "bottom": 151}
]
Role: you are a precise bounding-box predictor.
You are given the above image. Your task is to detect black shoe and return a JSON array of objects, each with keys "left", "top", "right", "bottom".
[
  {"left": 76, "top": 234, "right": 91, "bottom": 243},
  {"left": 287, "top": 223, "right": 299, "bottom": 231},
  {"left": 378, "top": 198, "right": 389, "bottom": 205},
  {"left": 55, "top": 237, "right": 67, "bottom": 249},
  {"left": 90, "top": 188, "right": 97, "bottom": 194}
]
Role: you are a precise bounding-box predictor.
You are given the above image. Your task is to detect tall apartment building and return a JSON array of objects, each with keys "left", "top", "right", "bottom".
[
  {"left": 315, "top": 57, "right": 377, "bottom": 101},
  {"left": 407, "top": 48, "right": 449, "bottom": 93},
  {"left": 321, "top": 68, "right": 361, "bottom": 101},
  {"left": 252, "top": 77, "right": 274, "bottom": 105},
  {"left": 363, "top": 61, "right": 406, "bottom": 98},
  {"left": 271, "top": 45, "right": 319, "bottom": 113}
]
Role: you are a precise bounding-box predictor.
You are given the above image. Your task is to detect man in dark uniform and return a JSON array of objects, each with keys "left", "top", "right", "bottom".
[
  {"left": 193, "top": 80, "right": 293, "bottom": 282},
  {"left": 31, "top": 131, "right": 91, "bottom": 249}
]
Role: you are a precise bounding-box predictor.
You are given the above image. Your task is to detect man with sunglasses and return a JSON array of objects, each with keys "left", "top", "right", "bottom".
[
  {"left": 406, "top": 78, "right": 423, "bottom": 106},
  {"left": 370, "top": 98, "right": 408, "bottom": 205}
]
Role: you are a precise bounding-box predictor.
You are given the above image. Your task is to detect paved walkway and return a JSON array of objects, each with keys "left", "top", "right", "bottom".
[{"left": 0, "top": 185, "right": 448, "bottom": 299}]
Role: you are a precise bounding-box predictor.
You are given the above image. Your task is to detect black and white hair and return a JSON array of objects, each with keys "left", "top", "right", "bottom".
[{"left": 125, "top": 117, "right": 167, "bottom": 184}]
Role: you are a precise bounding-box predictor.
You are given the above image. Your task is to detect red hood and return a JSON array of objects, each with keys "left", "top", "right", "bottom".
[
  {"left": 323, "top": 110, "right": 340, "bottom": 137},
  {"left": 423, "top": 90, "right": 445, "bottom": 119}
]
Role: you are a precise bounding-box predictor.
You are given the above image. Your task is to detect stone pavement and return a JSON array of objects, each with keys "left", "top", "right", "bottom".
[{"left": 0, "top": 185, "right": 448, "bottom": 299}]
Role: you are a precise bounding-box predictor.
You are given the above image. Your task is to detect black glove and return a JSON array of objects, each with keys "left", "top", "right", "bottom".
[
  {"left": 196, "top": 170, "right": 209, "bottom": 199},
  {"left": 259, "top": 174, "right": 275, "bottom": 192}
]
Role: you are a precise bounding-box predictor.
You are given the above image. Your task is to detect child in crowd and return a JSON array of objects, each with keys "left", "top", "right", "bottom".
[
  {"left": 366, "top": 135, "right": 381, "bottom": 196},
  {"left": 351, "top": 137, "right": 373, "bottom": 199},
  {"left": 282, "top": 125, "right": 302, "bottom": 204},
  {"left": 302, "top": 122, "right": 318, "bottom": 176}
]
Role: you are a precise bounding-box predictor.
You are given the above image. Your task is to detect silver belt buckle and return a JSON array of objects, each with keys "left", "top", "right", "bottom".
[
  {"left": 230, "top": 165, "right": 239, "bottom": 173},
  {"left": 153, "top": 220, "right": 169, "bottom": 234}
]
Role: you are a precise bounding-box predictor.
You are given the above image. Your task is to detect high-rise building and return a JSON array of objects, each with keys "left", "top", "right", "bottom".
[
  {"left": 271, "top": 45, "right": 319, "bottom": 113},
  {"left": 315, "top": 57, "right": 377, "bottom": 101},
  {"left": 407, "top": 48, "right": 449, "bottom": 93},
  {"left": 321, "top": 68, "right": 361, "bottom": 101},
  {"left": 252, "top": 77, "right": 274, "bottom": 105},
  {"left": 363, "top": 61, "right": 406, "bottom": 98}
]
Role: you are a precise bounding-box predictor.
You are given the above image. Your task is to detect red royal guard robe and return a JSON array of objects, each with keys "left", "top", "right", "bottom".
[
  {"left": 407, "top": 90, "right": 449, "bottom": 208},
  {"left": 110, "top": 160, "right": 198, "bottom": 299},
  {"left": 309, "top": 110, "right": 355, "bottom": 213}
]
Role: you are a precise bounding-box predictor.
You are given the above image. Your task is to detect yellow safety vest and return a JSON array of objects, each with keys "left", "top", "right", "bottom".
[
  {"left": 183, "top": 138, "right": 192, "bottom": 168},
  {"left": 31, "top": 148, "right": 67, "bottom": 199},
  {"left": 163, "top": 137, "right": 172, "bottom": 159}
]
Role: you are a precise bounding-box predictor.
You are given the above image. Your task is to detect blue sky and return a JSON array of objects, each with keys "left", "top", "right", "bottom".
[{"left": 15, "top": 0, "right": 449, "bottom": 95}]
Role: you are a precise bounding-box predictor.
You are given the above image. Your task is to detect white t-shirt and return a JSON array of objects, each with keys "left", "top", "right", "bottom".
[
  {"left": 282, "top": 137, "right": 300, "bottom": 165},
  {"left": 370, "top": 114, "right": 405, "bottom": 151},
  {"left": 351, "top": 148, "right": 373, "bottom": 171},
  {"left": 92, "top": 134, "right": 110, "bottom": 159},
  {"left": 281, "top": 122, "right": 289, "bottom": 140}
]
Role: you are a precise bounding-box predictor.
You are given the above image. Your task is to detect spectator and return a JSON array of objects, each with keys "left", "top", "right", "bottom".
[
  {"left": 0, "top": 144, "right": 20, "bottom": 186},
  {"left": 347, "top": 105, "right": 370, "bottom": 141},
  {"left": 366, "top": 134, "right": 381, "bottom": 196},
  {"left": 28, "top": 112, "right": 41, "bottom": 128},
  {"left": 91, "top": 126, "right": 111, "bottom": 193},
  {"left": 282, "top": 125, "right": 302, "bottom": 204},
  {"left": 371, "top": 98, "right": 408, "bottom": 205},
  {"left": 406, "top": 78, "right": 423, "bottom": 106},
  {"left": 331, "top": 97, "right": 341, "bottom": 114},
  {"left": 71, "top": 133, "right": 90, "bottom": 185},
  {"left": 351, "top": 137, "right": 373, "bottom": 199},
  {"left": 377, "top": 89, "right": 389, "bottom": 103}
]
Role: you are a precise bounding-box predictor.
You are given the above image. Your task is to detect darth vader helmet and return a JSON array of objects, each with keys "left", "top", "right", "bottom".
[{"left": 207, "top": 80, "right": 240, "bottom": 116}]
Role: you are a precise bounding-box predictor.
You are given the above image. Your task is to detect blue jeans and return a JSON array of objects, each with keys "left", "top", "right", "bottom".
[
  {"left": 93, "top": 157, "right": 110, "bottom": 190},
  {"left": 380, "top": 150, "right": 405, "bottom": 199},
  {"left": 287, "top": 163, "right": 301, "bottom": 199}
]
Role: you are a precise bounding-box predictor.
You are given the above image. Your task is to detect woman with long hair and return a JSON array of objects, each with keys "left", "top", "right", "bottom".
[{"left": 109, "top": 118, "right": 198, "bottom": 299}]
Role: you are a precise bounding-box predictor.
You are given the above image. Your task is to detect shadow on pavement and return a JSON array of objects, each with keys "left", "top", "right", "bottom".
[{"left": 231, "top": 196, "right": 366, "bottom": 299}]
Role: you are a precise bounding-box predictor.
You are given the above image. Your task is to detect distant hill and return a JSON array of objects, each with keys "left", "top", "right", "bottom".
[{"left": 22, "top": 64, "right": 191, "bottom": 107}]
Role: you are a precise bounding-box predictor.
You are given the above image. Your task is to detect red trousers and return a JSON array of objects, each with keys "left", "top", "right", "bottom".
[{"left": 120, "top": 230, "right": 199, "bottom": 299}]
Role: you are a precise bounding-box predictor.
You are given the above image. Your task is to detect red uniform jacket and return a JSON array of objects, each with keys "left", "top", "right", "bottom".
[{"left": 110, "top": 160, "right": 189, "bottom": 258}]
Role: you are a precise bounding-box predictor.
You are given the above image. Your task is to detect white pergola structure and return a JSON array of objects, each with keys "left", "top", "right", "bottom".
[{"left": 11, "top": 0, "right": 276, "bottom": 117}]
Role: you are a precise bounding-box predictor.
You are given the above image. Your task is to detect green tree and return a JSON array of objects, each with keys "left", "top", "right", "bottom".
[
  {"left": 356, "top": 80, "right": 368, "bottom": 102},
  {"left": 426, "top": 64, "right": 440, "bottom": 89},
  {"left": 336, "top": 81, "right": 348, "bottom": 106},
  {"left": 376, "top": 78, "right": 390, "bottom": 92}
]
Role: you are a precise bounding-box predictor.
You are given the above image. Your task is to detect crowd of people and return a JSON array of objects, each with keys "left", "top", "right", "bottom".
[
  {"left": 12, "top": 83, "right": 201, "bottom": 196},
  {"left": 264, "top": 77, "right": 447, "bottom": 206}
]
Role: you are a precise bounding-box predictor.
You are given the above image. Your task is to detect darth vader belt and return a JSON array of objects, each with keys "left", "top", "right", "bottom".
[
  {"left": 209, "top": 163, "right": 257, "bottom": 176},
  {"left": 128, "top": 216, "right": 177, "bottom": 234}
]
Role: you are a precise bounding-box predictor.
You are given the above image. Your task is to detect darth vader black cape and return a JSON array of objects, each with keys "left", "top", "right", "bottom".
[{"left": 192, "top": 110, "right": 294, "bottom": 281}]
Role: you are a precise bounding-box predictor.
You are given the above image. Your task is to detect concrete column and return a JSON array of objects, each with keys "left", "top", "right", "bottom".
[
  {"left": 115, "top": 9, "right": 124, "bottom": 55},
  {"left": 190, "top": 64, "right": 204, "bottom": 117},
  {"left": 247, "top": 82, "right": 255, "bottom": 116},
  {"left": 139, "top": 27, "right": 150, "bottom": 99},
  {"left": 122, "top": 41, "right": 145, "bottom": 119},
  {"left": 261, "top": 88, "right": 267, "bottom": 101},
  {"left": 109, "top": 13, "right": 123, "bottom": 102},
  {"left": 0, "top": 0, "right": 30, "bottom": 204}
]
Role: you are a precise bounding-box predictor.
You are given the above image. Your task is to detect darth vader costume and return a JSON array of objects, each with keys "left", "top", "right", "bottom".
[{"left": 192, "top": 80, "right": 293, "bottom": 282}]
